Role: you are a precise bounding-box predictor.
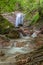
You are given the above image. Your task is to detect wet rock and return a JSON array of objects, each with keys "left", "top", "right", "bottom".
[
  {"left": 6, "top": 29, "right": 20, "bottom": 39},
  {"left": 15, "top": 42, "right": 26, "bottom": 47},
  {"left": 0, "top": 51, "right": 5, "bottom": 56},
  {"left": 40, "top": 27, "right": 43, "bottom": 34},
  {"left": 0, "top": 35, "right": 10, "bottom": 48},
  {"left": 34, "top": 34, "right": 43, "bottom": 47},
  {"left": 15, "top": 45, "right": 43, "bottom": 65},
  {"left": 19, "top": 27, "right": 33, "bottom": 36}
]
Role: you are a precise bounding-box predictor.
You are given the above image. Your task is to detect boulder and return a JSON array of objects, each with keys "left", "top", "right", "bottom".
[{"left": 6, "top": 29, "right": 20, "bottom": 39}]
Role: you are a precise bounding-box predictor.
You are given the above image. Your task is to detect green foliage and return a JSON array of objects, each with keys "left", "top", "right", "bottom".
[
  {"left": 0, "top": 0, "right": 43, "bottom": 25},
  {"left": 0, "top": 0, "right": 39, "bottom": 13},
  {"left": 30, "top": 12, "right": 40, "bottom": 25},
  {"left": 0, "top": 15, "right": 14, "bottom": 34},
  {"left": 0, "top": 0, "right": 16, "bottom": 13}
]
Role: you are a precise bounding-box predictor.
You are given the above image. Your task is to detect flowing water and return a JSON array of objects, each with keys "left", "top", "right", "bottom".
[
  {"left": 5, "top": 35, "right": 35, "bottom": 58},
  {"left": 15, "top": 12, "right": 24, "bottom": 27}
]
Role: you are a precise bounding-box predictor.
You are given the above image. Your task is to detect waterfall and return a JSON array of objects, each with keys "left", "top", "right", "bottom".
[{"left": 15, "top": 13, "right": 24, "bottom": 27}]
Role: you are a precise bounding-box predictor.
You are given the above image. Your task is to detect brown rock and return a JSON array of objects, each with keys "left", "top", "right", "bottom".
[{"left": 16, "top": 42, "right": 26, "bottom": 47}]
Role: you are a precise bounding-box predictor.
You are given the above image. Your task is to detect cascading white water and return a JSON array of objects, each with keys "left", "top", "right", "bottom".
[{"left": 15, "top": 12, "right": 24, "bottom": 27}]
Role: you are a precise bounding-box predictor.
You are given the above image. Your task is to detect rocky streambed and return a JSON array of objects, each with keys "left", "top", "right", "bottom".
[{"left": 0, "top": 34, "right": 43, "bottom": 65}]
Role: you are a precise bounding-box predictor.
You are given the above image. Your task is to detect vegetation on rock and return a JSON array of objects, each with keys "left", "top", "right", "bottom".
[{"left": 0, "top": 15, "right": 20, "bottom": 39}]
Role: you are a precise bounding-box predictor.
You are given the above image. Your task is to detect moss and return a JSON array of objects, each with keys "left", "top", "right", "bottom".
[
  {"left": 0, "top": 15, "right": 14, "bottom": 34},
  {"left": 0, "top": 15, "right": 20, "bottom": 39}
]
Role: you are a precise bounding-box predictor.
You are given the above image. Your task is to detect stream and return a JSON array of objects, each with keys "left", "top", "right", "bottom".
[{"left": 0, "top": 12, "right": 43, "bottom": 65}]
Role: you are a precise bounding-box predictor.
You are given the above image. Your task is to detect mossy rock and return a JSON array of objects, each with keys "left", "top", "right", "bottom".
[
  {"left": 6, "top": 29, "right": 20, "bottom": 39},
  {"left": 0, "top": 15, "right": 14, "bottom": 34},
  {"left": 0, "top": 15, "right": 20, "bottom": 39}
]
